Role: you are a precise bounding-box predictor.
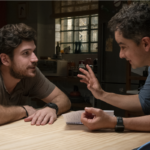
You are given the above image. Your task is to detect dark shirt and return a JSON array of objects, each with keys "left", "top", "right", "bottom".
[
  {"left": 139, "top": 67, "right": 150, "bottom": 115},
  {"left": 0, "top": 67, "right": 55, "bottom": 106}
]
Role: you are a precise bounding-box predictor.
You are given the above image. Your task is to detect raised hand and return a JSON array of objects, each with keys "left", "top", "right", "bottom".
[{"left": 77, "top": 64, "right": 103, "bottom": 99}]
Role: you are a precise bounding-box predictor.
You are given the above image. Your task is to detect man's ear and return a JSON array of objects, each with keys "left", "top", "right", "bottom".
[
  {"left": 142, "top": 37, "right": 150, "bottom": 52},
  {"left": 0, "top": 53, "right": 11, "bottom": 66}
]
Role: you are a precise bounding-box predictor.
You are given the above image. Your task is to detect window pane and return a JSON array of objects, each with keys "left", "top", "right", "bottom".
[
  {"left": 61, "top": 32, "right": 73, "bottom": 42},
  {"left": 80, "top": 43, "right": 88, "bottom": 52},
  {"left": 74, "top": 18, "right": 79, "bottom": 30},
  {"left": 91, "top": 30, "right": 98, "bottom": 42},
  {"left": 91, "top": 43, "right": 98, "bottom": 52},
  {"left": 91, "top": 16, "right": 98, "bottom": 29},
  {"left": 55, "top": 32, "right": 60, "bottom": 43},
  {"left": 55, "top": 19, "right": 60, "bottom": 47},
  {"left": 61, "top": 44, "right": 73, "bottom": 53},
  {"left": 61, "top": 19, "right": 73, "bottom": 30},
  {"left": 74, "top": 17, "right": 89, "bottom": 30},
  {"left": 74, "top": 31, "right": 88, "bottom": 42},
  {"left": 79, "top": 17, "right": 88, "bottom": 28},
  {"left": 55, "top": 19, "right": 60, "bottom": 30}
]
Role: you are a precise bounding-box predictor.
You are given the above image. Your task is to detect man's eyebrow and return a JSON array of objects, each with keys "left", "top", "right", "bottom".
[{"left": 21, "top": 48, "right": 36, "bottom": 52}]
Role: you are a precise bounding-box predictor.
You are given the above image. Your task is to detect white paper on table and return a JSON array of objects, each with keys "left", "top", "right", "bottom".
[{"left": 62, "top": 110, "right": 114, "bottom": 125}]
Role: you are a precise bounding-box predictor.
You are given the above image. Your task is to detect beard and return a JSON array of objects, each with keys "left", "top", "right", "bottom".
[{"left": 9, "top": 62, "right": 37, "bottom": 79}]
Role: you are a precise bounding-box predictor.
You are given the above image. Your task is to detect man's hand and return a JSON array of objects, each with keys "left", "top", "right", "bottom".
[
  {"left": 24, "top": 107, "right": 57, "bottom": 126},
  {"left": 77, "top": 65, "right": 103, "bottom": 99},
  {"left": 23, "top": 105, "right": 37, "bottom": 117},
  {"left": 81, "top": 107, "right": 117, "bottom": 131}
]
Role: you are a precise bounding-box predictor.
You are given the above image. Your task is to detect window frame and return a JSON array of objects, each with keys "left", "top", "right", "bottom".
[{"left": 56, "top": 14, "right": 98, "bottom": 54}]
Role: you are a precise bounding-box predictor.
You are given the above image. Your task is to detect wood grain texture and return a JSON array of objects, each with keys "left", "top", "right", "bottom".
[{"left": 0, "top": 116, "right": 150, "bottom": 150}]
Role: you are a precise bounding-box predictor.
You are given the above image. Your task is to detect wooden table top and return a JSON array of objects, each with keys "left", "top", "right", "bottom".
[{"left": 0, "top": 115, "right": 150, "bottom": 150}]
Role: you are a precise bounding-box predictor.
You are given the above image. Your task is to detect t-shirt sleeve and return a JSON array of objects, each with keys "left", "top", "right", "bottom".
[
  {"left": 27, "top": 67, "right": 56, "bottom": 99},
  {"left": 139, "top": 67, "right": 150, "bottom": 115}
]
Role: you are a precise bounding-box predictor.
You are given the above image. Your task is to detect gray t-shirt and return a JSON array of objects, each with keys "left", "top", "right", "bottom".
[{"left": 0, "top": 67, "right": 55, "bottom": 106}]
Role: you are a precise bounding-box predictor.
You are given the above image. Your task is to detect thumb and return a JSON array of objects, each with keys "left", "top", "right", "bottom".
[
  {"left": 87, "top": 84, "right": 96, "bottom": 93},
  {"left": 24, "top": 114, "right": 34, "bottom": 122},
  {"left": 87, "top": 84, "right": 94, "bottom": 92},
  {"left": 85, "top": 107, "right": 102, "bottom": 116}
]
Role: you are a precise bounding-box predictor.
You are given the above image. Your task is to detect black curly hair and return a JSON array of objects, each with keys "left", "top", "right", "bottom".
[
  {"left": 108, "top": 2, "right": 150, "bottom": 45},
  {"left": 0, "top": 23, "right": 36, "bottom": 65}
]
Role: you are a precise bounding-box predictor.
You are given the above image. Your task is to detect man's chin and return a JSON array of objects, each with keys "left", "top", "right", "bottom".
[{"left": 27, "top": 71, "right": 36, "bottom": 78}]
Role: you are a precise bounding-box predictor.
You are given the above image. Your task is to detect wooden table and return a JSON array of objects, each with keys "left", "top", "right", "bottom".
[{"left": 0, "top": 116, "right": 150, "bottom": 150}]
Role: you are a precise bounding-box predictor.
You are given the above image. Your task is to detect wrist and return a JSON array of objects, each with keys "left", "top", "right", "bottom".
[
  {"left": 21, "top": 106, "right": 28, "bottom": 118},
  {"left": 44, "top": 103, "right": 58, "bottom": 115},
  {"left": 20, "top": 106, "right": 27, "bottom": 118},
  {"left": 100, "top": 90, "right": 108, "bottom": 100},
  {"left": 109, "top": 116, "right": 117, "bottom": 129},
  {"left": 115, "top": 117, "right": 124, "bottom": 132},
  {"left": 46, "top": 106, "right": 57, "bottom": 114}
]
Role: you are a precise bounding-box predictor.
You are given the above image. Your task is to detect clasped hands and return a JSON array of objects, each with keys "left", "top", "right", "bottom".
[{"left": 23, "top": 105, "right": 57, "bottom": 126}]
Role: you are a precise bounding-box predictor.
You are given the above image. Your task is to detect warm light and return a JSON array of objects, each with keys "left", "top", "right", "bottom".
[{"left": 60, "top": 50, "right": 64, "bottom": 53}]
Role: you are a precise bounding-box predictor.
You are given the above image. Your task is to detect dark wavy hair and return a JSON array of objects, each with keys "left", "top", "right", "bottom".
[
  {"left": 108, "top": 2, "right": 150, "bottom": 45},
  {"left": 0, "top": 23, "right": 36, "bottom": 65}
]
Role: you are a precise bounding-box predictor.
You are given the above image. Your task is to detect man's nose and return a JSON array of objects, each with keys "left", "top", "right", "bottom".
[
  {"left": 119, "top": 50, "right": 125, "bottom": 59},
  {"left": 31, "top": 52, "right": 38, "bottom": 62}
]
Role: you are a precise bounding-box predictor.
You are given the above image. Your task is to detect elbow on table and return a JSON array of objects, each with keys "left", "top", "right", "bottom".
[{"left": 64, "top": 97, "right": 72, "bottom": 112}]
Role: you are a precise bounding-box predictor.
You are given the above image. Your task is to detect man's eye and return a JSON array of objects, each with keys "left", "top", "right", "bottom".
[{"left": 23, "top": 52, "right": 29, "bottom": 55}]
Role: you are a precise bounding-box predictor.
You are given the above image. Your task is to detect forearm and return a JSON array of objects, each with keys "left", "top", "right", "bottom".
[
  {"left": 42, "top": 87, "right": 71, "bottom": 115},
  {"left": 0, "top": 105, "right": 26, "bottom": 125},
  {"left": 107, "top": 115, "right": 150, "bottom": 131},
  {"left": 100, "top": 91, "right": 143, "bottom": 113},
  {"left": 123, "top": 116, "right": 150, "bottom": 131},
  {"left": 48, "top": 94, "right": 71, "bottom": 115}
]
